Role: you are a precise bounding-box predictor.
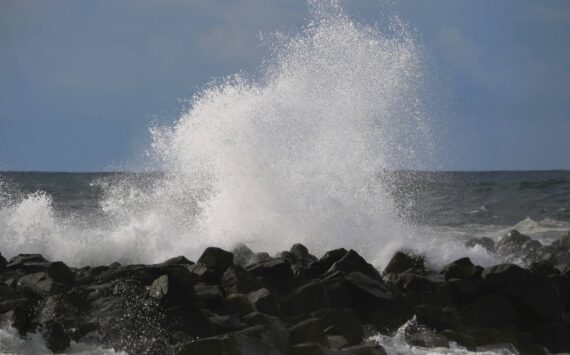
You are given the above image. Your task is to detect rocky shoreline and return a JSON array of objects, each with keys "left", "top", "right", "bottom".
[{"left": 1, "top": 230, "right": 570, "bottom": 354}]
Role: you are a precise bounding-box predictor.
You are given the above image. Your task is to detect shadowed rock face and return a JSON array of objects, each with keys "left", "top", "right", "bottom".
[{"left": 2, "top": 238, "right": 570, "bottom": 354}]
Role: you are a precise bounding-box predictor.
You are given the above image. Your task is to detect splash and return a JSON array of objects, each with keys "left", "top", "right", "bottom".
[{"left": 0, "top": 1, "right": 441, "bottom": 266}]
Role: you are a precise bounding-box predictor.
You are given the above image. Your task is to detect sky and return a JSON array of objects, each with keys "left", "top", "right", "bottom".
[{"left": 0, "top": 0, "right": 569, "bottom": 171}]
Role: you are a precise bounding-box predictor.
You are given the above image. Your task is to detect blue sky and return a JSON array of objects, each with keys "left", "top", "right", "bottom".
[{"left": 1, "top": 0, "right": 569, "bottom": 171}]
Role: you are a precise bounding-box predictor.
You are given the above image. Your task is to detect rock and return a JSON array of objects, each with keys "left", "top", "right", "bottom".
[
  {"left": 242, "top": 312, "right": 290, "bottom": 353},
  {"left": 464, "top": 237, "right": 495, "bottom": 252},
  {"left": 290, "top": 243, "right": 318, "bottom": 267},
  {"left": 496, "top": 230, "right": 545, "bottom": 263},
  {"left": 482, "top": 263, "right": 564, "bottom": 322},
  {"left": 41, "top": 320, "right": 70, "bottom": 353},
  {"left": 198, "top": 247, "right": 235, "bottom": 276},
  {"left": 281, "top": 281, "right": 330, "bottom": 316},
  {"left": 460, "top": 294, "right": 515, "bottom": 328},
  {"left": 340, "top": 344, "right": 388, "bottom": 355},
  {"left": 441, "top": 258, "right": 480, "bottom": 280},
  {"left": 153, "top": 255, "right": 193, "bottom": 268},
  {"left": 246, "top": 258, "right": 295, "bottom": 294},
  {"left": 233, "top": 243, "right": 257, "bottom": 267},
  {"left": 305, "top": 248, "right": 348, "bottom": 278},
  {"left": 344, "top": 272, "right": 391, "bottom": 315},
  {"left": 207, "top": 312, "right": 247, "bottom": 334},
  {"left": 17, "top": 272, "right": 68, "bottom": 297},
  {"left": 441, "top": 330, "right": 476, "bottom": 351},
  {"left": 248, "top": 288, "right": 281, "bottom": 316},
  {"left": 465, "top": 327, "right": 517, "bottom": 348},
  {"left": 406, "top": 331, "right": 449, "bottom": 348},
  {"left": 383, "top": 251, "right": 425, "bottom": 278},
  {"left": 528, "top": 260, "right": 560, "bottom": 277},
  {"left": 226, "top": 293, "right": 256, "bottom": 315},
  {"left": 148, "top": 273, "right": 195, "bottom": 306},
  {"left": 415, "top": 305, "right": 461, "bottom": 331},
  {"left": 368, "top": 295, "right": 414, "bottom": 334},
  {"left": 328, "top": 335, "right": 350, "bottom": 349},
  {"left": 177, "top": 332, "right": 281, "bottom": 355},
  {"left": 194, "top": 283, "right": 224, "bottom": 309},
  {"left": 221, "top": 266, "right": 264, "bottom": 295},
  {"left": 8, "top": 254, "right": 49, "bottom": 267},
  {"left": 313, "top": 308, "right": 363, "bottom": 345},
  {"left": 0, "top": 251, "right": 7, "bottom": 271},
  {"left": 288, "top": 318, "right": 330, "bottom": 347},
  {"left": 447, "top": 277, "right": 485, "bottom": 306},
  {"left": 325, "top": 250, "right": 382, "bottom": 281},
  {"left": 290, "top": 342, "right": 327, "bottom": 355},
  {"left": 321, "top": 278, "right": 351, "bottom": 309},
  {"left": 531, "top": 321, "right": 570, "bottom": 354}
]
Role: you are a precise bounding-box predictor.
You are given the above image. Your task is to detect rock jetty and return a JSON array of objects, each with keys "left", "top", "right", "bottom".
[{"left": 1, "top": 230, "right": 570, "bottom": 354}]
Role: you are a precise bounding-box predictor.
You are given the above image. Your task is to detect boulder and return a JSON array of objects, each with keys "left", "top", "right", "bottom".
[
  {"left": 482, "top": 264, "right": 564, "bottom": 322},
  {"left": 460, "top": 294, "right": 515, "bottom": 328},
  {"left": 248, "top": 288, "right": 281, "bottom": 316},
  {"left": 17, "top": 272, "right": 68, "bottom": 297},
  {"left": 305, "top": 248, "right": 348, "bottom": 278},
  {"left": 328, "top": 335, "right": 350, "bottom": 349},
  {"left": 531, "top": 321, "right": 570, "bottom": 354},
  {"left": 288, "top": 318, "right": 330, "bottom": 347},
  {"left": 197, "top": 247, "right": 234, "bottom": 276},
  {"left": 464, "top": 237, "right": 495, "bottom": 253},
  {"left": 242, "top": 312, "right": 290, "bottom": 353},
  {"left": 153, "top": 255, "right": 193, "bottom": 268},
  {"left": 290, "top": 243, "right": 318, "bottom": 267},
  {"left": 383, "top": 251, "right": 425, "bottom": 278},
  {"left": 232, "top": 243, "right": 257, "bottom": 267},
  {"left": 177, "top": 332, "right": 281, "bottom": 355},
  {"left": 339, "top": 344, "right": 388, "bottom": 355},
  {"left": 344, "top": 272, "right": 391, "bottom": 315},
  {"left": 225, "top": 293, "right": 256, "bottom": 315},
  {"left": 246, "top": 258, "right": 295, "bottom": 294},
  {"left": 313, "top": 308, "right": 363, "bottom": 345},
  {"left": 221, "top": 266, "right": 264, "bottom": 295},
  {"left": 148, "top": 273, "right": 195, "bottom": 306},
  {"left": 281, "top": 281, "right": 330, "bottom": 316},
  {"left": 415, "top": 305, "right": 461, "bottom": 331},
  {"left": 194, "top": 283, "right": 224, "bottom": 309},
  {"left": 368, "top": 295, "right": 414, "bottom": 334},
  {"left": 320, "top": 278, "right": 351, "bottom": 309},
  {"left": 41, "top": 320, "right": 71, "bottom": 353},
  {"left": 440, "top": 258, "right": 480, "bottom": 280},
  {"left": 0, "top": 251, "right": 7, "bottom": 271},
  {"left": 324, "top": 250, "right": 382, "bottom": 281},
  {"left": 290, "top": 342, "right": 327, "bottom": 355}
]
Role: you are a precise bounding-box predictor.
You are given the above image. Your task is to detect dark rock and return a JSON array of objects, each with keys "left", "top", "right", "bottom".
[
  {"left": 496, "top": 230, "right": 545, "bottom": 263},
  {"left": 441, "top": 257, "right": 480, "bottom": 280},
  {"left": 447, "top": 277, "right": 485, "bottom": 306},
  {"left": 242, "top": 312, "right": 290, "bottom": 353},
  {"left": 8, "top": 254, "right": 49, "bottom": 266},
  {"left": 345, "top": 272, "right": 391, "bottom": 315},
  {"left": 340, "top": 344, "right": 388, "bottom": 355},
  {"left": 282, "top": 281, "right": 330, "bottom": 316},
  {"left": 290, "top": 243, "right": 318, "bottom": 267},
  {"left": 441, "top": 330, "right": 476, "bottom": 351},
  {"left": 194, "top": 283, "right": 224, "bottom": 309},
  {"left": 207, "top": 311, "right": 248, "bottom": 334},
  {"left": 0, "top": 251, "right": 7, "bottom": 271},
  {"left": 313, "top": 308, "right": 363, "bottom": 345},
  {"left": 383, "top": 251, "right": 425, "bottom": 278},
  {"left": 531, "top": 321, "right": 570, "bottom": 354},
  {"left": 233, "top": 243, "right": 257, "bottom": 267},
  {"left": 148, "top": 273, "right": 196, "bottom": 306},
  {"left": 225, "top": 293, "right": 256, "bottom": 315},
  {"left": 415, "top": 305, "right": 461, "bottom": 331},
  {"left": 305, "top": 248, "right": 348, "bottom": 278},
  {"left": 328, "top": 335, "right": 350, "bottom": 349},
  {"left": 198, "top": 247, "right": 234, "bottom": 276},
  {"left": 368, "top": 295, "right": 414, "bottom": 334},
  {"left": 288, "top": 318, "right": 330, "bottom": 347},
  {"left": 153, "top": 255, "right": 193, "bottom": 268},
  {"left": 465, "top": 327, "right": 517, "bottom": 347},
  {"left": 321, "top": 278, "right": 351, "bottom": 309},
  {"left": 177, "top": 332, "right": 281, "bottom": 355},
  {"left": 248, "top": 288, "right": 281, "bottom": 316},
  {"left": 17, "top": 272, "right": 68, "bottom": 297},
  {"left": 407, "top": 331, "right": 449, "bottom": 348},
  {"left": 246, "top": 258, "right": 295, "bottom": 294},
  {"left": 290, "top": 342, "right": 327, "bottom": 355},
  {"left": 41, "top": 320, "right": 70, "bottom": 353},
  {"left": 529, "top": 260, "right": 560, "bottom": 277},
  {"left": 325, "top": 250, "right": 382, "bottom": 281},
  {"left": 482, "top": 263, "right": 564, "bottom": 322},
  {"left": 460, "top": 294, "right": 516, "bottom": 327},
  {"left": 395, "top": 273, "right": 441, "bottom": 294},
  {"left": 221, "top": 265, "right": 264, "bottom": 295},
  {"left": 464, "top": 237, "right": 495, "bottom": 252}
]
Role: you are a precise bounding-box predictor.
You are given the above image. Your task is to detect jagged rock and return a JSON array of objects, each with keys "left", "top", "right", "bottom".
[
  {"left": 290, "top": 342, "right": 327, "bottom": 355},
  {"left": 221, "top": 265, "right": 264, "bottom": 295},
  {"left": 225, "top": 293, "right": 256, "bottom": 315},
  {"left": 288, "top": 318, "right": 330, "bottom": 347},
  {"left": 41, "top": 320, "right": 70, "bottom": 353},
  {"left": 447, "top": 276, "right": 485, "bottom": 306},
  {"left": 482, "top": 264, "right": 564, "bottom": 322},
  {"left": 313, "top": 308, "right": 363, "bottom": 345},
  {"left": 395, "top": 273, "right": 441, "bottom": 293},
  {"left": 17, "top": 272, "right": 68, "bottom": 297},
  {"left": 233, "top": 243, "right": 257, "bottom": 267},
  {"left": 148, "top": 273, "right": 196, "bottom": 306},
  {"left": 242, "top": 312, "right": 290, "bottom": 353},
  {"left": 529, "top": 260, "right": 560, "bottom": 277},
  {"left": 460, "top": 294, "right": 515, "bottom": 327},
  {"left": 197, "top": 247, "right": 234, "bottom": 276},
  {"left": 153, "top": 255, "right": 193, "bottom": 268},
  {"left": 289, "top": 243, "right": 318, "bottom": 267},
  {"left": 0, "top": 251, "right": 7, "bottom": 271},
  {"left": 441, "top": 258, "right": 480, "bottom": 280},
  {"left": 321, "top": 277, "right": 351, "bottom": 309},
  {"left": 415, "top": 305, "right": 461, "bottom": 331},
  {"left": 177, "top": 332, "right": 281, "bottom": 355},
  {"left": 368, "top": 295, "right": 414, "bottom": 334},
  {"left": 464, "top": 237, "right": 495, "bottom": 252},
  {"left": 305, "top": 248, "right": 348, "bottom": 278},
  {"left": 407, "top": 331, "right": 449, "bottom": 348},
  {"left": 281, "top": 281, "right": 330, "bottom": 316},
  {"left": 324, "top": 250, "right": 382, "bottom": 281},
  {"left": 441, "top": 330, "right": 476, "bottom": 351},
  {"left": 383, "top": 251, "right": 425, "bottom": 278},
  {"left": 246, "top": 258, "right": 295, "bottom": 294},
  {"left": 248, "top": 288, "right": 281, "bottom": 316},
  {"left": 465, "top": 328, "right": 518, "bottom": 348},
  {"left": 531, "top": 321, "right": 570, "bottom": 354},
  {"left": 207, "top": 311, "right": 248, "bottom": 334},
  {"left": 340, "top": 343, "right": 388, "bottom": 355},
  {"left": 344, "top": 272, "right": 391, "bottom": 315},
  {"left": 8, "top": 254, "right": 49, "bottom": 267},
  {"left": 194, "top": 283, "right": 224, "bottom": 309},
  {"left": 328, "top": 335, "right": 350, "bottom": 349},
  {"left": 496, "top": 230, "right": 545, "bottom": 263}
]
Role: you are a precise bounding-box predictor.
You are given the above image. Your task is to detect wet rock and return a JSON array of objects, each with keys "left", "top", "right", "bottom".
[
  {"left": 0, "top": 251, "right": 7, "bottom": 271},
  {"left": 368, "top": 295, "right": 414, "bottom": 334},
  {"left": 194, "top": 283, "right": 224, "bottom": 309},
  {"left": 8, "top": 254, "right": 49, "bottom": 268},
  {"left": 383, "top": 251, "right": 425, "bottom": 278},
  {"left": 406, "top": 331, "right": 449, "bottom": 348},
  {"left": 465, "top": 327, "right": 518, "bottom": 348},
  {"left": 464, "top": 237, "right": 495, "bottom": 253},
  {"left": 233, "top": 243, "right": 257, "bottom": 267},
  {"left": 290, "top": 342, "right": 327, "bottom": 355},
  {"left": 177, "top": 332, "right": 281, "bottom": 355},
  {"left": 197, "top": 247, "right": 234, "bottom": 276},
  {"left": 242, "top": 312, "right": 290, "bottom": 353},
  {"left": 531, "top": 321, "right": 570, "bottom": 354},
  {"left": 207, "top": 311, "right": 248, "bottom": 334},
  {"left": 248, "top": 288, "right": 281, "bottom": 316},
  {"left": 290, "top": 243, "right": 318, "bottom": 268},
  {"left": 225, "top": 293, "right": 256, "bottom": 315},
  {"left": 148, "top": 273, "right": 196, "bottom": 306},
  {"left": 460, "top": 294, "right": 516, "bottom": 327},
  {"left": 288, "top": 318, "right": 330, "bottom": 347},
  {"left": 482, "top": 263, "right": 564, "bottom": 322},
  {"left": 246, "top": 258, "right": 295, "bottom": 294},
  {"left": 441, "top": 257, "right": 480, "bottom": 280},
  {"left": 153, "top": 255, "right": 193, "bottom": 268},
  {"left": 324, "top": 250, "right": 382, "bottom": 281},
  {"left": 344, "top": 272, "right": 391, "bottom": 315},
  {"left": 321, "top": 277, "right": 351, "bottom": 309},
  {"left": 328, "top": 335, "right": 350, "bottom": 349},
  {"left": 496, "top": 230, "right": 545, "bottom": 263},
  {"left": 415, "top": 305, "right": 461, "bottom": 331},
  {"left": 221, "top": 265, "right": 264, "bottom": 295},
  {"left": 313, "top": 308, "right": 363, "bottom": 345},
  {"left": 305, "top": 248, "right": 348, "bottom": 278},
  {"left": 441, "top": 330, "right": 476, "bottom": 351},
  {"left": 41, "top": 320, "right": 70, "bottom": 353},
  {"left": 17, "top": 272, "right": 68, "bottom": 297},
  {"left": 340, "top": 343, "right": 388, "bottom": 355},
  {"left": 282, "top": 281, "right": 330, "bottom": 316}
]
